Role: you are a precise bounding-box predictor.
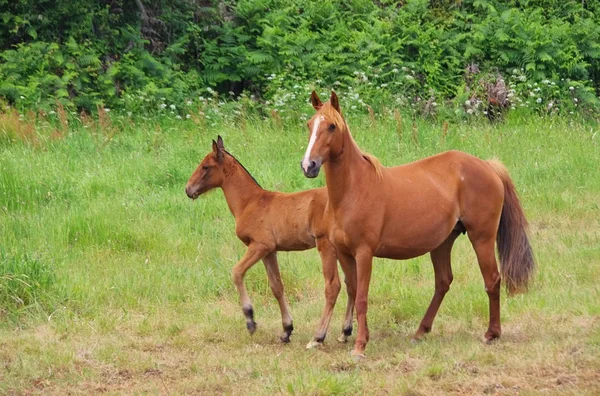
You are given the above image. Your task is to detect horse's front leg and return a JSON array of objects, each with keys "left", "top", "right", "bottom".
[
  {"left": 232, "top": 243, "right": 270, "bottom": 334},
  {"left": 306, "top": 238, "right": 341, "bottom": 348},
  {"left": 352, "top": 249, "right": 374, "bottom": 360}
]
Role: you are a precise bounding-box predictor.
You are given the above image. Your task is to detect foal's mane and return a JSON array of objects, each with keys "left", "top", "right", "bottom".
[
  {"left": 223, "top": 149, "right": 262, "bottom": 188},
  {"left": 320, "top": 102, "right": 384, "bottom": 179}
]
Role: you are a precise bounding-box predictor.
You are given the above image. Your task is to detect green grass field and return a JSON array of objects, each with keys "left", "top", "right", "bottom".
[{"left": 1, "top": 111, "right": 599, "bottom": 394}]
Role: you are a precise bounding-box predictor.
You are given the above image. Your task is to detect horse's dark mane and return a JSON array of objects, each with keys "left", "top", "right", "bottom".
[{"left": 223, "top": 149, "right": 262, "bottom": 188}]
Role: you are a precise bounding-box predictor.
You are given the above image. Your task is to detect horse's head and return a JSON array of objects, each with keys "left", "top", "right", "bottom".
[
  {"left": 301, "top": 91, "right": 346, "bottom": 178},
  {"left": 185, "top": 135, "right": 227, "bottom": 199}
]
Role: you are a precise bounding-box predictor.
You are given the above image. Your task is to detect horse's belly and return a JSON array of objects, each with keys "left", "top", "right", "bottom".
[
  {"left": 375, "top": 217, "right": 456, "bottom": 259},
  {"left": 374, "top": 244, "right": 432, "bottom": 260}
]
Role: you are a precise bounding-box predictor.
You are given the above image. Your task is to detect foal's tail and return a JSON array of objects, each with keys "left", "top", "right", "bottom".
[{"left": 488, "top": 159, "right": 535, "bottom": 295}]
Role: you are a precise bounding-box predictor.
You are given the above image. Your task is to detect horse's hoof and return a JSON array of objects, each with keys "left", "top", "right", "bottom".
[
  {"left": 350, "top": 350, "right": 366, "bottom": 361},
  {"left": 306, "top": 339, "right": 324, "bottom": 349},
  {"left": 337, "top": 334, "right": 349, "bottom": 343},
  {"left": 246, "top": 321, "right": 257, "bottom": 335},
  {"left": 484, "top": 330, "right": 501, "bottom": 344},
  {"left": 411, "top": 335, "right": 424, "bottom": 344}
]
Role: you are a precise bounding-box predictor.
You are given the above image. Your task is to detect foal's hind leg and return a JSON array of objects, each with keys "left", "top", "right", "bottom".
[
  {"left": 337, "top": 254, "right": 357, "bottom": 343},
  {"left": 232, "top": 243, "right": 271, "bottom": 334},
  {"left": 263, "top": 252, "right": 294, "bottom": 343},
  {"left": 413, "top": 230, "right": 460, "bottom": 341},
  {"left": 307, "top": 238, "right": 341, "bottom": 348}
]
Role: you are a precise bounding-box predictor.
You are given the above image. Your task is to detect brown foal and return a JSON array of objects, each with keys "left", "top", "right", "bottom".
[
  {"left": 185, "top": 136, "right": 354, "bottom": 346},
  {"left": 301, "top": 91, "right": 535, "bottom": 359}
]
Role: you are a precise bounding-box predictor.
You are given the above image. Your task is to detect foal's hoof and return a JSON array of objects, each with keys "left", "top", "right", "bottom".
[
  {"left": 337, "top": 334, "right": 349, "bottom": 343},
  {"left": 306, "top": 339, "right": 324, "bottom": 349},
  {"left": 350, "top": 350, "right": 366, "bottom": 362},
  {"left": 246, "top": 321, "right": 257, "bottom": 335},
  {"left": 280, "top": 334, "right": 291, "bottom": 344}
]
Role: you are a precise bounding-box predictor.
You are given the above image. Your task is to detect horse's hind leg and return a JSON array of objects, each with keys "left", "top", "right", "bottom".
[
  {"left": 306, "top": 238, "right": 341, "bottom": 348},
  {"left": 232, "top": 243, "right": 270, "bottom": 334},
  {"left": 413, "top": 230, "right": 459, "bottom": 341},
  {"left": 469, "top": 235, "right": 502, "bottom": 342},
  {"left": 262, "top": 252, "right": 294, "bottom": 343}
]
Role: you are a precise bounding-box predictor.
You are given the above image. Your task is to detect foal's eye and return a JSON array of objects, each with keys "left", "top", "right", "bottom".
[
  {"left": 202, "top": 165, "right": 210, "bottom": 170},
  {"left": 328, "top": 124, "right": 336, "bottom": 131}
]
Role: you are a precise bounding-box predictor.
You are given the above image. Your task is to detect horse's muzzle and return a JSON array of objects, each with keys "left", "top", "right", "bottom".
[{"left": 301, "top": 159, "right": 321, "bottom": 178}]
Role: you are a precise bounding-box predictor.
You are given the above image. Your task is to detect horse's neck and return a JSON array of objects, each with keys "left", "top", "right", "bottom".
[
  {"left": 221, "top": 163, "right": 263, "bottom": 218},
  {"left": 324, "top": 131, "right": 373, "bottom": 208}
]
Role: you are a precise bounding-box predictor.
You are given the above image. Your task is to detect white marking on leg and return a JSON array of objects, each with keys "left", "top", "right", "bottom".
[{"left": 302, "top": 115, "right": 324, "bottom": 172}]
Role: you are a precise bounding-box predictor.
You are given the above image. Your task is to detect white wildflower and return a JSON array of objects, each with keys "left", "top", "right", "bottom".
[
  {"left": 536, "top": 98, "right": 542, "bottom": 103},
  {"left": 176, "top": 115, "right": 182, "bottom": 120},
  {"left": 170, "top": 104, "right": 176, "bottom": 110},
  {"left": 186, "top": 114, "right": 191, "bottom": 119},
  {"left": 466, "top": 109, "right": 474, "bottom": 114},
  {"left": 392, "top": 68, "right": 399, "bottom": 73},
  {"left": 186, "top": 100, "right": 192, "bottom": 106},
  {"left": 569, "top": 86, "right": 574, "bottom": 90}
]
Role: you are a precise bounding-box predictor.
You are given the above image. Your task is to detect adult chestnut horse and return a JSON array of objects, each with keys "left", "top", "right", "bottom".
[
  {"left": 186, "top": 136, "right": 355, "bottom": 346},
  {"left": 301, "top": 91, "right": 535, "bottom": 359}
]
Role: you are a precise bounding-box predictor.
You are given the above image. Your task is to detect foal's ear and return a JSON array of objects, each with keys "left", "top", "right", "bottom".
[
  {"left": 330, "top": 91, "right": 341, "bottom": 114},
  {"left": 217, "top": 135, "right": 225, "bottom": 150},
  {"left": 212, "top": 138, "right": 224, "bottom": 162},
  {"left": 310, "top": 90, "right": 323, "bottom": 110}
]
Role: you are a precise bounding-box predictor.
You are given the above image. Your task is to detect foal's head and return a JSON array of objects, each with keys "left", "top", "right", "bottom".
[
  {"left": 301, "top": 91, "right": 347, "bottom": 178},
  {"left": 185, "top": 136, "right": 228, "bottom": 199}
]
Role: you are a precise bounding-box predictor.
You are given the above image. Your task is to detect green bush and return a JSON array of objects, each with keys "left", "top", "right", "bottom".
[{"left": 0, "top": 0, "right": 599, "bottom": 117}]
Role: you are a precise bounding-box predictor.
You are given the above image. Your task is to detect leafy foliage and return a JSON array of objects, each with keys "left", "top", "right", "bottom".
[{"left": 0, "top": 0, "right": 599, "bottom": 117}]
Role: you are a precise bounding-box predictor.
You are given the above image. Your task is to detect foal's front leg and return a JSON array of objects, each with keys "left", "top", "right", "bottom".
[
  {"left": 232, "top": 243, "right": 270, "bottom": 334},
  {"left": 262, "top": 252, "right": 294, "bottom": 343}
]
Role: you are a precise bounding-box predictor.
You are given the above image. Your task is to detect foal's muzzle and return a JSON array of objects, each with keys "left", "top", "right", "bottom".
[
  {"left": 185, "top": 185, "right": 200, "bottom": 199},
  {"left": 301, "top": 159, "right": 321, "bottom": 178}
]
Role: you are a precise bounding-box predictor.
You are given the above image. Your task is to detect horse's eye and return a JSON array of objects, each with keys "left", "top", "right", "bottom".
[
  {"left": 202, "top": 165, "right": 210, "bottom": 170},
  {"left": 328, "top": 124, "right": 336, "bottom": 131}
]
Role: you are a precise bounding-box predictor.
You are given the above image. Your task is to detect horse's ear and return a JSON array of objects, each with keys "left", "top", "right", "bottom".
[
  {"left": 212, "top": 139, "right": 218, "bottom": 153},
  {"left": 330, "top": 91, "right": 341, "bottom": 113},
  {"left": 217, "top": 135, "right": 224, "bottom": 150},
  {"left": 310, "top": 90, "right": 322, "bottom": 110}
]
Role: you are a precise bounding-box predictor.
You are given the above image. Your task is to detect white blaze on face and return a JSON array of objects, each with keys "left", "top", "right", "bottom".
[{"left": 302, "top": 115, "right": 324, "bottom": 172}]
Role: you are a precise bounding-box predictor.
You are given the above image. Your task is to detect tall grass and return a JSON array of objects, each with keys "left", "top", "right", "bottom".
[{"left": 0, "top": 109, "right": 598, "bottom": 394}]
